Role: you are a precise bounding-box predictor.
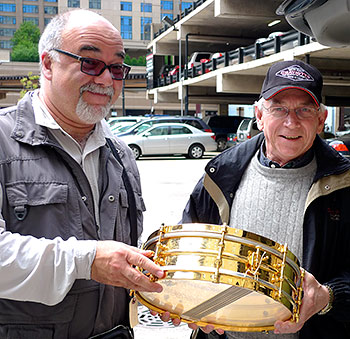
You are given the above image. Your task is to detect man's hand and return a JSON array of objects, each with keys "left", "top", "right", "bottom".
[
  {"left": 274, "top": 270, "right": 330, "bottom": 334},
  {"left": 91, "top": 241, "right": 164, "bottom": 292}
]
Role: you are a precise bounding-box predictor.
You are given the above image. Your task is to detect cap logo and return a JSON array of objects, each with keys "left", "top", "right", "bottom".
[{"left": 275, "top": 65, "right": 314, "bottom": 82}]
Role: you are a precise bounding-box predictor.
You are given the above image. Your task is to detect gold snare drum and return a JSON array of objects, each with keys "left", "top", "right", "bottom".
[{"left": 135, "top": 223, "right": 303, "bottom": 332}]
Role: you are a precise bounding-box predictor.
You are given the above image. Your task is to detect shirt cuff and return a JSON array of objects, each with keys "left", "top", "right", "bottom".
[{"left": 71, "top": 239, "right": 97, "bottom": 280}]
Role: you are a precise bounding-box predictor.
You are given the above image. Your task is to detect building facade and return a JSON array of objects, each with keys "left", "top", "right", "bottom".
[{"left": 0, "top": 0, "right": 210, "bottom": 115}]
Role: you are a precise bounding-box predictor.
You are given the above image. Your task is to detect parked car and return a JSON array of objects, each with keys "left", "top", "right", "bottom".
[
  {"left": 116, "top": 116, "right": 212, "bottom": 137},
  {"left": 236, "top": 118, "right": 261, "bottom": 143},
  {"left": 326, "top": 131, "right": 350, "bottom": 158},
  {"left": 226, "top": 133, "right": 238, "bottom": 148},
  {"left": 106, "top": 116, "right": 146, "bottom": 132},
  {"left": 158, "top": 64, "right": 174, "bottom": 79},
  {"left": 187, "top": 52, "right": 212, "bottom": 69},
  {"left": 119, "top": 123, "right": 217, "bottom": 159},
  {"left": 328, "top": 140, "right": 350, "bottom": 158},
  {"left": 203, "top": 115, "right": 245, "bottom": 151}
]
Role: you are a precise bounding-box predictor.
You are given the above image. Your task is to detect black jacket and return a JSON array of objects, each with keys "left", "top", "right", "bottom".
[{"left": 182, "top": 133, "right": 350, "bottom": 339}]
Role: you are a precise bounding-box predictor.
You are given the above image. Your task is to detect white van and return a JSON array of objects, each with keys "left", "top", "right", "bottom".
[{"left": 236, "top": 118, "right": 261, "bottom": 143}]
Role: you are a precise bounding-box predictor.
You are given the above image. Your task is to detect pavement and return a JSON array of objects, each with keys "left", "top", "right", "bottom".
[{"left": 133, "top": 153, "right": 217, "bottom": 338}]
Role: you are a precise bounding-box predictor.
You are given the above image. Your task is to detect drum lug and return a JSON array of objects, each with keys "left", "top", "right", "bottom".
[
  {"left": 148, "top": 224, "right": 168, "bottom": 281},
  {"left": 293, "top": 268, "right": 305, "bottom": 323},
  {"left": 212, "top": 224, "right": 228, "bottom": 283}
]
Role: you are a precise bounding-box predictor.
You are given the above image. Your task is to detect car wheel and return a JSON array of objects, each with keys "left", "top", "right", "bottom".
[
  {"left": 188, "top": 144, "right": 204, "bottom": 159},
  {"left": 129, "top": 145, "right": 141, "bottom": 159},
  {"left": 216, "top": 137, "right": 227, "bottom": 151}
]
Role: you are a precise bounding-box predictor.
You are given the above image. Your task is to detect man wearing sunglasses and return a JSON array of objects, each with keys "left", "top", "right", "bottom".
[
  {"left": 178, "top": 60, "right": 350, "bottom": 339},
  {"left": 0, "top": 9, "right": 164, "bottom": 339}
]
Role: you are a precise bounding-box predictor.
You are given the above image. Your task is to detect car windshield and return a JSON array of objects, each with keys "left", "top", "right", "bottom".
[{"left": 136, "top": 123, "right": 153, "bottom": 134}]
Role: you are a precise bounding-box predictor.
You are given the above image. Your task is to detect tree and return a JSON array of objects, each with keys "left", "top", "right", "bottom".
[
  {"left": 11, "top": 22, "right": 40, "bottom": 62},
  {"left": 19, "top": 72, "right": 40, "bottom": 99}
]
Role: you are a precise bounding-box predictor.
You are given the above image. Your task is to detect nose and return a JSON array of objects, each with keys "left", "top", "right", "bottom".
[
  {"left": 94, "top": 66, "right": 114, "bottom": 86},
  {"left": 283, "top": 109, "right": 301, "bottom": 127}
]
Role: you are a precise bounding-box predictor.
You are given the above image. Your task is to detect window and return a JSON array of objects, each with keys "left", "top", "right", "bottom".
[
  {"left": 181, "top": 2, "right": 192, "bottom": 11},
  {"left": 23, "top": 5, "right": 39, "bottom": 13},
  {"left": 161, "top": 1, "right": 173, "bottom": 10},
  {"left": 120, "top": 1, "right": 132, "bottom": 11},
  {"left": 44, "top": 17, "right": 52, "bottom": 26},
  {"left": 141, "top": 17, "right": 152, "bottom": 40},
  {"left": 45, "top": 0, "right": 58, "bottom": 2},
  {"left": 0, "top": 15, "right": 16, "bottom": 24},
  {"left": 0, "top": 40, "right": 12, "bottom": 48},
  {"left": 149, "top": 126, "right": 169, "bottom": 136},
  {"left": 44, "top": 6, "right": 58, "bottom": 14},
  {"left": 141, "top": 3, "right": 152, "bottom": 12},
  {"left": 68, "top": 0, "right": 80, "bottom": 7},
  {"left": 0, "top": 28, "right": 16, "bottom": 36},
  {"left": 25, "top": 0, "right": 38, "bottom": 2},
  {"left": 121, "top": 16, "right": 132, "bottom": 40},
  {"left": 0, "top": 4, "right": 16, "bottom": 12},
  {"left": 161, "top": 13, "right": 173, "bottom": 20},
  {"left": 89, "top": 0, "right": 101, "bottom": 9},
  {"left": 23, "top": 17, "right": 39, "bottom": 25},
  {"left": 170, "top": 126, "right": 192, "bottom": 135}
]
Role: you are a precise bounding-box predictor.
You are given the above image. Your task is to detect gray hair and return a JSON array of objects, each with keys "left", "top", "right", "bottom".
[
  {"left": 254, "top": 97, "right": 327, "bottom": 113},
  {"left": 38, "top": 11, "right": 72, "bottom": 71}
]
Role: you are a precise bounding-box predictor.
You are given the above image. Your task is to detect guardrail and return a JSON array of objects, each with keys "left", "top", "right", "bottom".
[{"left": 154, "top": 30, "right": 310, "bottom": 88}]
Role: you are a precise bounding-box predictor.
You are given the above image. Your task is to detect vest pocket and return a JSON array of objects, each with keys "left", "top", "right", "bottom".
[{"left": 4, "top": 181, "right": 70, "bottom": 238}]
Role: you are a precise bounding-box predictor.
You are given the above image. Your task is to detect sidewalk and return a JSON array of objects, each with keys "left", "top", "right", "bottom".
[{"left": 134, "top": 305, "right": 192, "bottom": 338}]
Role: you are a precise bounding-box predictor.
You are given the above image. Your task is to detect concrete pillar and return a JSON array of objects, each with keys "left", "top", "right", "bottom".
[{"left": 218, "top": 103, "right": 228, "bottom": 116}]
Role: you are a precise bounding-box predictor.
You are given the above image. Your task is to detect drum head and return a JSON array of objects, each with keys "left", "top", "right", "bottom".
[{"left": 138, "top": 278, "right": 291, "bottom": 331}]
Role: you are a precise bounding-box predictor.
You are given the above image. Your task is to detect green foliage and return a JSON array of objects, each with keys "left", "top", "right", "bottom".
[
  {"left": 10, "top": 22, "right": 40, "bottom": 62},
  {"left": 124, "top": 54, "right": 146, "bottom": 66},
  {"left": 11, "top": 40, "right": 39, "bottom": 62},
  {"left": 137, "top": 55, "right": 146, "bottom": 66},
  {"left": 19, "top": 72, "right": 40, "bottom": 99}
]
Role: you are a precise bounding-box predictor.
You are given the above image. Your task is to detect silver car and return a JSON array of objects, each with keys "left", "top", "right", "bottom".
[{"left": 119, "top": 123, "right": 217, "bottom": 159}]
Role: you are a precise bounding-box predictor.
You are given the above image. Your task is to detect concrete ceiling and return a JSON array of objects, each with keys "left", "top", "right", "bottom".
[
  {"left": 151, "top": 0, "right": 292, "bottom": 56},
  {"left": 148, "top": 0, "right": 350, "bottom": 107}
]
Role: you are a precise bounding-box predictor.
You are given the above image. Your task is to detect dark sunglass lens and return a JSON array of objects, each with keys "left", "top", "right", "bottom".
[
  {"left": 82, "top": 58, "right": 105, "bottom": 76},
  {"left": 110, "top": 65, "right": 125, "bottom": 80}
]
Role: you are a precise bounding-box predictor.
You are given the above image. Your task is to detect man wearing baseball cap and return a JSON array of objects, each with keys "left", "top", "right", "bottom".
[{"left": 177, "top": 59, "right": 350, "bottom": 338}]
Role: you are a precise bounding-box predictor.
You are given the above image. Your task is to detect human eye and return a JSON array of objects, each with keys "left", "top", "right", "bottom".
[
  {"left": 270, "top": 106, "right": 286, "bottom": 116},
  {"left": 110, "top": 64, "right": 125, "bottom": 80},
  {"left": 81, "top": 57, "right": 105, "bottom": 76},
  {"left": 297, "top": 107, "right": 315, "bottom": 118}
]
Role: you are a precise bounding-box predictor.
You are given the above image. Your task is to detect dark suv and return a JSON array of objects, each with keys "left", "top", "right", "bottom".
[
  {"left": 116, "top": 116, "right": 212, "bottom": 137},
  {"left": 203, "top": 115, "right": 245, "bottom": 151}
]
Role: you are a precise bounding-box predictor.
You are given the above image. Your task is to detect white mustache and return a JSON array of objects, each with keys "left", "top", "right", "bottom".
[{"left": 80, "top": 83, "right": 114, "bottom": 98}]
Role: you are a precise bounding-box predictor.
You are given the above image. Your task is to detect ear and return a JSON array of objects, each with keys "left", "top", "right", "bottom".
[
  {"left": 41, "top": 51, "right": 53, "bottom": 81},
  {"left": 255, "top": 105, "right": 264, "bottom": 131}
]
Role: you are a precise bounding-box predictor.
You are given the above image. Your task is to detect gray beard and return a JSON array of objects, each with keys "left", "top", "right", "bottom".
[
  {"left": 76, "top": 84, "right": 114, "bottom": 124},
  {"left": 75, "top": 97, "right": 111, "bottom": 124}
]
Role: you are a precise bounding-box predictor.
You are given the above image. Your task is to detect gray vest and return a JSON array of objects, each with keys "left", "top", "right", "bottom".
[{"left": 0, "top": 93, "right": 144, "bottom": 338}]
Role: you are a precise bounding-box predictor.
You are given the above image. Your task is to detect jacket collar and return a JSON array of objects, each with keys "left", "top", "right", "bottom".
[
  {"left": 205, "top": 133, "right": 350, "bottom": 209},
  {"left": 11, "top": 92, "right": 51, "bottom": 146}
]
